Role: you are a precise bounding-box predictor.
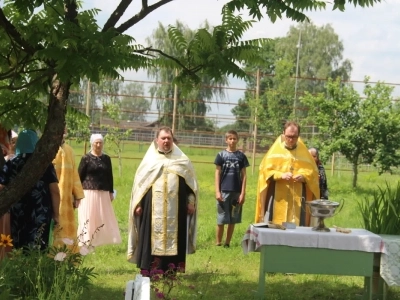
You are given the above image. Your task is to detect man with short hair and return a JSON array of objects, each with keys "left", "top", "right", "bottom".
[
  {"left": 128, "top": 126, "right": 198, "bottom": 272},
  {"left": 255, "top": 121, "right": 320, "bottom": 226}
]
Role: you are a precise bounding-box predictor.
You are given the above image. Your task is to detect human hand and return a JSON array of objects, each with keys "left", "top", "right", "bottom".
[
  {"left": 109, "top": 192, "right": 114, "bottom": 201},
  {"left": 238, "top": 194, "right": 245, "bottom": 205},
  {"left": 74, "top": 200, "right": 81, "bottom": 208},
  {"left": 53, "top": 214, "right": 60, "bottom": 225},
  {"left": 187, "top": 203, "right": 195, "bottom": 215},
  {"left": 135, "top": 206, "right": 142, "bottom": 216},
  {"left": 293, "top": 174, "right": 305, "bottom": 182},
  {"left": 281, "top": 172, "right": 293, "bottom": 180},
  {"left": 215, "top": 192, "right": 222, "bottom": 202}
]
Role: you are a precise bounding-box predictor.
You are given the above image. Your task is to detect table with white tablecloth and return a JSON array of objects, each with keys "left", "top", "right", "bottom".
[{"left": 242, "top": 225, "right": 385, "bottom": 300}]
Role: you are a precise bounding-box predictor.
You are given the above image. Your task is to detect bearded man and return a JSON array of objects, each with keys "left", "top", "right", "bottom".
[
  {"left": 255, "top": 121, "right": 319, "bottom": 226},
  {"left": 128, "top": 126, "right": 198, "bottom": 272}
]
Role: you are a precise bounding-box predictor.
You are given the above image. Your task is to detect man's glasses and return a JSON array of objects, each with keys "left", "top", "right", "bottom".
[{"left": 284, "top": 135, "right": 298, "bottom": 139}]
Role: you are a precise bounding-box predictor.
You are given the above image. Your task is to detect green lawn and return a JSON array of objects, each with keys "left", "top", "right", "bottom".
[{"left": 69, "top": 140, "right": 400, "bottom": 299}]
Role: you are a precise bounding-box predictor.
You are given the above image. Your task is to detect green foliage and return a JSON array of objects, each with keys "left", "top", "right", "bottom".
[
  {"left": 101, "top": 102, "right": 132, "bottom": 177},
  {"left": 0, "top": 241, "right": 96, "bottom": 299},
  {"left": 153, "top": 5, "right": 266, "bottom": 91},
  {"left": 226, "top": 0, "right": 382, "bottom": 23},
  {"left": 0, "top": 0, "right": 385, "bottom": 252},
  {"left": 146, "top": 20, "right": 229, "bottom": 131},
  {"left": 0, "top": 90, "right": 48, "bottom": 130},
  {"left": 358, "top": 182, "right": 400, "bottom": 234},
  {"left": 66, "top": 106, "right": 91, "bottom": 143},
  {"left": 301, "top": 77, "right": 400, "bottom": 187},
  {"left": 232, "top": 21, "right": 352, "bottom": 134},
  {"left": 120, "top": 82, "right": 149, "bottom": 122}
]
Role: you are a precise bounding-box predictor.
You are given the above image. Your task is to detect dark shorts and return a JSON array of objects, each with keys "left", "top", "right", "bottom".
[{"left": 217, "top": 192, "right": 242, "bottom": 225}]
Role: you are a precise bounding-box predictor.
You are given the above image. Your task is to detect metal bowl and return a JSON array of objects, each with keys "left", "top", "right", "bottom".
[{"left": 307, "top": 199, "right": 340, "bottom": 218}]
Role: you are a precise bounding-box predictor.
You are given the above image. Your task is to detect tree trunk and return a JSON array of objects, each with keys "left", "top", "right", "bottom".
[
  {"left": 0, "top": 78, "right": 70, "bottom": 216},
  {"left": 352, "top": 161, "right": 358, "bottom": 188}
]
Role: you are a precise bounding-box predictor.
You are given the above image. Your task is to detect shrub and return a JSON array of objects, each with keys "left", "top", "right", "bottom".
[{"left": 0, "top": 223, "right": 98, "bottom": 299}]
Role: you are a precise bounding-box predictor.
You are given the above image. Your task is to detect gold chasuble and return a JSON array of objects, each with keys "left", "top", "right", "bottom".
[
  {"left": 255, "top": 136, "right": 319, "bottom": 226},
  {"left": 52, "top": 143, "right": 84, "bottom": 248},
  {"left": 127, "top": 142, "right": 198, "bottom": 264}
]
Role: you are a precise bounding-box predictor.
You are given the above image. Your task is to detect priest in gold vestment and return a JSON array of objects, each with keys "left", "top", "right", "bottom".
[
  {"left": 255, "top": 122, "right": 319, "bottom": 226},
  {"left": 52, "top": 129, "right": 84, "bottom": 248},
  {"left": 128, "top": 127, "right": 198, "bottom": 271}
]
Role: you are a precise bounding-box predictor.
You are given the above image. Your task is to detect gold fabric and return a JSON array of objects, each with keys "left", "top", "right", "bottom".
[
  {"left": 52, "top": 143, "right": 84, "bottom": 248},
  {"left": 127, "top": 142, "right": 198, "bottom": 263},
  {"left": 255, "top": 135, "right": 319, "bottom": 225}
]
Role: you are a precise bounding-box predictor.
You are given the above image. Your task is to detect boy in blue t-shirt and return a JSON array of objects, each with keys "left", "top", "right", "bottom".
[{"left": 214, "top": 130, "right": 249, "bottom": 248}]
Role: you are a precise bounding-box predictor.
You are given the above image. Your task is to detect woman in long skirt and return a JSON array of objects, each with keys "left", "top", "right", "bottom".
[{"left": 76, "top": 134, "right": 121, "bottom": 247}]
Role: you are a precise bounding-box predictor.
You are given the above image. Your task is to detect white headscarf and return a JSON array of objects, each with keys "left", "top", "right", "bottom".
[
  {"left": 90, "top": 133, "right": 103, "bottom": 144},
  {"left": 90, "top": 134, "right": 104, "bottom": 153}
]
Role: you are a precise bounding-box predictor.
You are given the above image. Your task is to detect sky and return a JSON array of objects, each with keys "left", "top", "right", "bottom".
[{"left": 84, "top": 0, "right": 400, "bottom": 125}]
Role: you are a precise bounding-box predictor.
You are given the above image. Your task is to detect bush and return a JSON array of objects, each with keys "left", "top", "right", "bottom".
[{"left": 0, "top": 224, "right": 98, "bottom": 299}]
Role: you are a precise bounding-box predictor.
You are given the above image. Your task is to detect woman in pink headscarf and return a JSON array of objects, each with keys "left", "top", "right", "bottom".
[{"left": 76, "top": 134, "right": 121, "bottom": 247}]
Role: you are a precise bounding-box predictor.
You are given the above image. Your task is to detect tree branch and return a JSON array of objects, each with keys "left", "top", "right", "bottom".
[
  {"left": 0, "top": 100, "right": 33, "bottom": 117},
  {"left": 0, "top": 8, "right": 38, "bottom": 55},
  {"left": 0, "top": 73, "right": 50, "bottom": 91},
  {"left": 64, "top": 0, "right": 78, "bottom": 24},
  {"left": 115, "top": 0, "right": 173, "bottom": 33},
  {"left": 102, "top": 0, "right": 133, "bottom": 32},
  {"left": 136, "top": 47, "right": 188, "bottom": 71}
]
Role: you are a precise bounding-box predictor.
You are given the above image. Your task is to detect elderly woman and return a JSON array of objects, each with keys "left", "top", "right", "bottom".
[
  {"left": 76, "top": 133, "right": 121, "bottom": 247},
  {"left": 0, "top": 129, "right": 60, "bottom": 250}
]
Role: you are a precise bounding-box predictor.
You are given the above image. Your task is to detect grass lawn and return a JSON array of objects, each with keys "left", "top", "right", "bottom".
[{"left": 68, "top": 140, "right": 400, "bottom": 299}]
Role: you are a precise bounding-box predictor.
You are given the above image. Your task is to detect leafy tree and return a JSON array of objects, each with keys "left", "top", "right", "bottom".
[
  {"left": 65, "top": 106, "right": 91, "bottom": 144},
  {"left": 232, "top": 21, "right": 353, "bottom": 135},
  {"left": 231, "top": 39, "right": 277, "bottom": 133},
  {"left": 146, "top": 20, "right": 228, "bottom": 131},
  {"left": 102, "top": 102, "right": 132, "bottom": 177},
  {"left": 120, "top": 82, "right": 150, "bottom": 122},
  {"left": 301, "top": 77, "right": 400, "bottom": 188},
  {"left": 276, "top": 22, "right": 352, "bottom": 121},
  {"left": 0, "top": 0, "right": 383, "bottom": 215}
]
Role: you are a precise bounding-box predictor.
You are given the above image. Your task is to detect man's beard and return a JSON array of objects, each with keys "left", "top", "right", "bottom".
[{"left": 284, "top": 143, "right": 297, "bottom": 150}]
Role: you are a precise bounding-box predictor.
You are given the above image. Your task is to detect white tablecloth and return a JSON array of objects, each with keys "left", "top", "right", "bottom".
[
  {"left": 379, "top": 235, "right": 400, "bottom": 286},
  {"left": 242, "top": 225, "right": 384, "bottom": 255}
]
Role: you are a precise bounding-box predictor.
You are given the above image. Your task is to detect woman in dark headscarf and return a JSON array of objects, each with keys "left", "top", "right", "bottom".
[{"left": 0, "top": 129, "right": 60, "bottom": 250}]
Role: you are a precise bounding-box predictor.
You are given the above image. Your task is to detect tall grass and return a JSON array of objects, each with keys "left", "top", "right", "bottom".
[
  {"left": 358, "top": 182, "right": 400, "bottom": 234},
  {"left": 68, "top": 140, "right": 400, "bottom": 299}
]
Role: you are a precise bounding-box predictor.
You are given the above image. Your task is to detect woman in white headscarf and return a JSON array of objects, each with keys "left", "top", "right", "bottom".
[{"left": 76, "top": 134, "right": 121, "bottom": 247}]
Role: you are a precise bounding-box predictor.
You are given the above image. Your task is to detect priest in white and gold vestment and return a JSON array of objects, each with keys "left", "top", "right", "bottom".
[{"left": 127, "top": 127, "right": 198, "bottom": 272}]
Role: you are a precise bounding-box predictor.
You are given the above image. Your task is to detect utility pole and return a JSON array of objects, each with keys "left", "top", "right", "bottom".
[
  {"left": 293, "top": 30, "right": 302, "bottom": 118},
  {"left": 252, "top": 69, "right": 260, "bottom": 175},
  {"left": 172, "top": 69, "right": 178, "bottom": 134},
  {"left": 84, "top": 79, "right": 91, "bottom": 154}
]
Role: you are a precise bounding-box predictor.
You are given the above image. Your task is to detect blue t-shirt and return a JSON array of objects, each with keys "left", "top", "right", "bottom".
[{"left": 214, "top": 150, "right": 249, "bottom": 192}]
